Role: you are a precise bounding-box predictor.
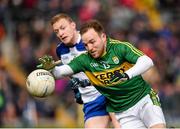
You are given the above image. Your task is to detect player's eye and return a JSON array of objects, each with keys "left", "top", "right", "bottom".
[
  {"left": 60, "top": 26, "right": 65, "bottom": 30},
  {"left": 90, "top": 40, "right": 95, "bottom": 44},
  {"left": 84, "top": 44, "right": 87, "bottom": 47},
  {"left": 54, "top": 30, "right": 58, "bottom": 35}
]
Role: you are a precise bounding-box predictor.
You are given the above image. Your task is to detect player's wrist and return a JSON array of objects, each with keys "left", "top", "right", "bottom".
[{"left": 123, "top": 73, "right": 130, "bottom": 80}]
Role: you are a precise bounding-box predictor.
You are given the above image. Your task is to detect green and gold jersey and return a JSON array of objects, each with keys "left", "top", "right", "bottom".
[{"left": 69, "top": 37, "right": 151, "bottom": 112}]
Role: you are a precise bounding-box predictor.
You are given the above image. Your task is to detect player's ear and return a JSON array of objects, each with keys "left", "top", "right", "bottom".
[
  {"left": 71, "top": 22, "right": 76, "bottom": 29},
  {"left": 101, "top": 33, "right": 106, "bottom": 42}
]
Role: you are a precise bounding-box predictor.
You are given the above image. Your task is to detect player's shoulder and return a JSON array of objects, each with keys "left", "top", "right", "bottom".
[
  {"left": 56, "top": 42, "right": 70, "bottom": 55},
  {"left": 76, "top": 40, "right": 86, "bottom": 51},
  {"left": 109, "top": 38, "right": 131, "bottom": 46},
  {"left": 109, "top": 38, "right": 136, "bottom": 51},
  {"left": 56, "top": 42, "right": 67, "bottom": 49}
]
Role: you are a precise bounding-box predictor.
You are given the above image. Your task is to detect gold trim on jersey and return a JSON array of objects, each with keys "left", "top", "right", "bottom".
[
  {"left": 110, "top": 39, "right": 144, "bottom": 56},
  {"left": 85, "top": 62, "right": 133, "bottom": 87}
]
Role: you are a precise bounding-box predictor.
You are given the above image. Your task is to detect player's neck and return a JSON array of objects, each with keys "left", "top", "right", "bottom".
[
  {"left": 67, "top": 31, "right": 79, "bottom": 47},
  {"left": 72, "top": 31, "right": 80, "bottom": 45},
  {"left": 101, "top": 41, "right": 107, "bottom": 57}
]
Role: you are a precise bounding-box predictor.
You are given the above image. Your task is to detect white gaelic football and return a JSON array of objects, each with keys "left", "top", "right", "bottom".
[{"left": 26, "top": 69, "right": 55, "bottom": 97}]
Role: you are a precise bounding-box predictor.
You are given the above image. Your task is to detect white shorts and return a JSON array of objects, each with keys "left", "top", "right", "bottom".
[{"left": 115, "top": 94, "right": 166, "bottom": 128}]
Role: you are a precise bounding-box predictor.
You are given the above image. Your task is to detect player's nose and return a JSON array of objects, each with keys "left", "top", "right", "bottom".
[
  {"left": 58, "top": 30, "right": 64, "bottom": 38},
  {"left": 87, "top": 44, "right": 93, "bottom": 51}
]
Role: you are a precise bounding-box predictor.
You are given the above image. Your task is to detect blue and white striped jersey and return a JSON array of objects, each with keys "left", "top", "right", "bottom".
[{"left": 56, "top": 34, "right": 101, "bottom": 103}]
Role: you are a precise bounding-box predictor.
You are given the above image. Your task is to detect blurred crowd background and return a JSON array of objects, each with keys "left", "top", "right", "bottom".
[{"left": 0, "top": 0, "right": 179, "bottom": 128}]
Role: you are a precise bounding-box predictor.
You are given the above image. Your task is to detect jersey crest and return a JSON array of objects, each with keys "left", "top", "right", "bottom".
[{"left": 112, "top": 56, "right": 119, "bottom": 64}]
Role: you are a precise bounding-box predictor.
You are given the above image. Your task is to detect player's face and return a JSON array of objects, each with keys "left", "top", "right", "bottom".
[
  {"left": 52, "top": 18, "right": 76, "bottom": 46},
  {"left": 82, "top": 28, "right": 106, "bottom": 59}
]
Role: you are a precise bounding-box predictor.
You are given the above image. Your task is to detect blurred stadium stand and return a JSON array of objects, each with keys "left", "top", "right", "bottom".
[{"left": 0, "top": 0, "right": 179, "bottom": 127}]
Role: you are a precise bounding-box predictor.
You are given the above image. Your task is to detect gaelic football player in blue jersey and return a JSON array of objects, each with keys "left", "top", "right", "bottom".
[{"left": 48, "top": 13, "right": 120, "bottom": 128}]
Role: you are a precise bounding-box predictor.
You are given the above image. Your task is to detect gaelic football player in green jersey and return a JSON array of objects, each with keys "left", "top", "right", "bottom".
[{"left": 38, "top": 20, "right": 166, "bottom": 128}]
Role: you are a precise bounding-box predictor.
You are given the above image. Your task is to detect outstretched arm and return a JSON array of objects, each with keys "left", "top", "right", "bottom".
[
  {"left": 52, "top": 65, "right": 74, "bottom": 79},
  {"left": 125, "top": 55, "right": 154, "bottom": 79},
  {"left": 37, "top": 55, "right": 75, "bottom": 79}
]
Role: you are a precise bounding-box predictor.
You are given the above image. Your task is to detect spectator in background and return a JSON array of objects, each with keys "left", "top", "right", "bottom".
[{"left": 0, "top": 0, "right": 179, "bottom": 127}]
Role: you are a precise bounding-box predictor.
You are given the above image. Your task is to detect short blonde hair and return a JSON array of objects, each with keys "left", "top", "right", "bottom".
[{"left": 50, "top": 13, "right": 73, "bottom": 25}]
